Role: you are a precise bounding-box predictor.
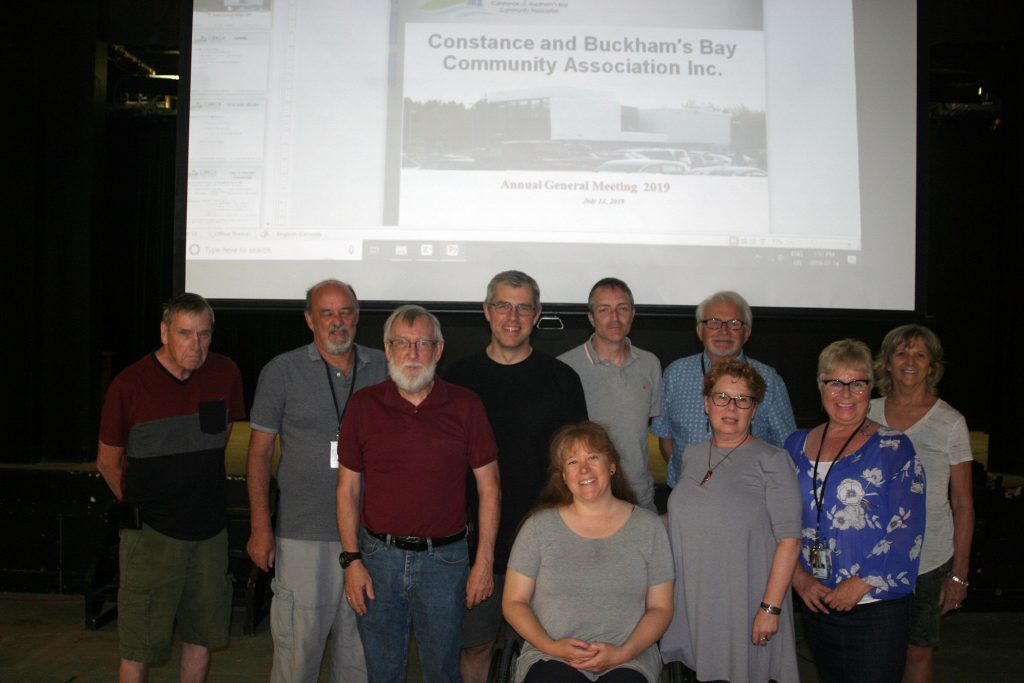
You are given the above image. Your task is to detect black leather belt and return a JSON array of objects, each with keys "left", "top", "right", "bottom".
[{"left": 365, "top": 527, "right": 466, "bottom": 551}]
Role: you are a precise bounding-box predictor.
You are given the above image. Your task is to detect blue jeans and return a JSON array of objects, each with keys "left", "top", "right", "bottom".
[
  {"left": 357, "top": 527, "right": 469, "bottom": 683},
  {"left": 802, "top": 596, "right": 911, "bottom": 683}
]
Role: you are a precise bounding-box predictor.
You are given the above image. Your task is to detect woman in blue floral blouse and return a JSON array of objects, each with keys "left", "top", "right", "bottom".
[{"left": 785, "top": 339, "right": 925, "bottom": 683}]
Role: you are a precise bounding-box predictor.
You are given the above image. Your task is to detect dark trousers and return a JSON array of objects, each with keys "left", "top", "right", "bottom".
[
  {"left": 802, "top": 597, "right": 911, "bottom": 683},
  {"left": 524, "top": 659, "right": 647, "bottom": 683}
]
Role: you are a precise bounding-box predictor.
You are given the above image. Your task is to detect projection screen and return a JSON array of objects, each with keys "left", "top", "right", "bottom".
[{"left": 181, "top": 0, "right": 918, "bottom": 310}]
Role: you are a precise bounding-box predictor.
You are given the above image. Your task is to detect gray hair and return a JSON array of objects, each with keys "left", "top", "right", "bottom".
[
  {"left": 587, "top": 277, "right": 634, "bottom": 313},
  {"left": 485, "top": 270, "right": 541, "bottom": 310},
  {"left": 817, "top": 339, "right": 873, "bottom": 384},
  {"left": 384, "top": 304, "right": 444, "bottom": 345},
  {"left": 695, "top": 291, "right": 752, "bottom": 328},
  {"left": 305, "top": 279, "right": 359, "bottom": 313},
  {"left": 162, "top": 293, "right": 215, "bottom": 327}
]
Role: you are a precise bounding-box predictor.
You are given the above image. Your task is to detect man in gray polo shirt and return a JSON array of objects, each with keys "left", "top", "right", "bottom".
[
  {"left": 559, "top": 277, "right": 662, "bottom": 510},
  {"left": 246, "top": 279, "right": 387, "bottom": 683}
]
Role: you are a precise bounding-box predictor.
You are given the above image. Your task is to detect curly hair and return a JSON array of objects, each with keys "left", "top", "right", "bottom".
[{"left": 702, "top": 357, "right": 767, "bottom": 403}]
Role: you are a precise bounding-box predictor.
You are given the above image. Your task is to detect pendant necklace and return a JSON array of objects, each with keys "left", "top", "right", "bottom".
[{"left": 700, "top": 433, "right": 750, "bottom": 486}]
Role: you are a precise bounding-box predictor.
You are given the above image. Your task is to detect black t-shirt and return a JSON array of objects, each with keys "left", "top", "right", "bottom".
[{"left": 446, "top": 350, "right": 588, "bottom": 572}]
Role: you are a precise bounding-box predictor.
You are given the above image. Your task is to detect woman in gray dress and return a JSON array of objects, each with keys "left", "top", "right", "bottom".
[
  {"left": 503, "top": 421, "right": 675, "bottom": 683},
  {"left": 660, "top": 359, "right": 802, "bottom": 682}
]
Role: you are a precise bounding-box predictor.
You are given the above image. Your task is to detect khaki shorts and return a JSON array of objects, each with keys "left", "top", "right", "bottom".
[{"left": 118, "top": 525, "right": 232, "bottom": 664}]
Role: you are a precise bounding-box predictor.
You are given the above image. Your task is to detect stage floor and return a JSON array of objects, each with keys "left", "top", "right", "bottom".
[{"left": 1, "top": 592, "right": 1021, "bottom": 682}]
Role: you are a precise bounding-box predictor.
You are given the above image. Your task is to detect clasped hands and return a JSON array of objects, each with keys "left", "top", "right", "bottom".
[
  {"left": 548, "top": 638, "right": 627, "bottom": 673},
  {"left": 795, "top": 572, "right": 871, "bottom": 613}
]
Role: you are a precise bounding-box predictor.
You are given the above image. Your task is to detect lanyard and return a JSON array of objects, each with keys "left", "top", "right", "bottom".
[
  {"left": 322, "top": 353, "right": 359, "bottom": 425},
  {"left": 811, "top": 417, "right": 866, "bottom": 537},
  {"left": 700, "top": 354, "right": 711, "bottom": 437}
]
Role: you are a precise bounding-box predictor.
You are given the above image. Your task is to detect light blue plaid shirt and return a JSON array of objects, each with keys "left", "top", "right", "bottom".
[{"left": 651, "top": 351, "right": 796, "bottom": 487}]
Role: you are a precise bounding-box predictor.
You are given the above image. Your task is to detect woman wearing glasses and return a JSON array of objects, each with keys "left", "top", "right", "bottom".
[
  {"left": 785, "top": 339, "right": 926, "bottom": 683},
  {"left": 869, "top": 325, "right": 974, "bottom": 683},
  {"left": 660, "top": 359, "right": 802, "bottom": 682}
]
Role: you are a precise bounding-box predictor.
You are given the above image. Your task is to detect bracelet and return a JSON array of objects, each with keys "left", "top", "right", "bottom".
[
  {"left": 949, "top": 574, "right": 970, "bottom": 588},
  {"left": 759, "top": 601, "right": 782, "bottom": 615}
]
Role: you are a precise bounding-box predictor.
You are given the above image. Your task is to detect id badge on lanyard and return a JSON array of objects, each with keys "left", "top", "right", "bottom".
[{"left": 809, "top": 535, "right": 831, "bottom": 580}]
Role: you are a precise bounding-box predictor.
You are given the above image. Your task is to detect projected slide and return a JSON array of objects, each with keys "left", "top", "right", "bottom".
[
  {"left": 399, "top": 22, "right": 771, "bottom": 240},
  {"left": 183, "top": 0, "right": 916, "bottom": 310}
]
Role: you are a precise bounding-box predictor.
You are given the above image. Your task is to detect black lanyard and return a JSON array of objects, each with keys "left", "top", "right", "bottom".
[
  {"left": 323, "top": 353, "right": 359, "bottom": 425},
  {"left": 811, "top": 417, "right": 867, "bottom": 537}
]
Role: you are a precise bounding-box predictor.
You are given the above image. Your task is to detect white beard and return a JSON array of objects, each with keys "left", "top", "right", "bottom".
[{"left": 388, "top": 358, "right": 436, "bottom": 394}]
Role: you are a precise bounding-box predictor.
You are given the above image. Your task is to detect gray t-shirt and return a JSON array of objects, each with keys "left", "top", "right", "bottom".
[
  {"left": 559, "top": 339, "right": 662, "bottom": 510},
  {"left": 508, "top": 506, "right": 674, "bottom": 683},
  {"left": 249, "top": 343, "right": 387, "bottom": 541}
]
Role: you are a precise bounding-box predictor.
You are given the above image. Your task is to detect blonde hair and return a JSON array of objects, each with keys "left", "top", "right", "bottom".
[{"left": 874, "top": 324, "right": 945, "bottom": 396}]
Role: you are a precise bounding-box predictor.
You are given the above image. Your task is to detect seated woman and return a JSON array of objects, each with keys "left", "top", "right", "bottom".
[
  {"left": 660, "top": 358, "right": 802, "bottom": 683},
  {"left": 786, "top": 339, "right": 926, "bottom": 683},
  {"left": 502, "top": 421, "right": 674, "bottom": 683}
]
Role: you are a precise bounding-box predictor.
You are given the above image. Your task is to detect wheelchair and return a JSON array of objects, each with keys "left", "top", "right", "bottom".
[{"left": 486, "top": 636, "right": 692, "bottom": 683}]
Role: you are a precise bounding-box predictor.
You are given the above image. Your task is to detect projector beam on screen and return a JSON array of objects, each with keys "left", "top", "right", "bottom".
[{"left": 179, "top": 0, "right": 917, "bottom": 312}]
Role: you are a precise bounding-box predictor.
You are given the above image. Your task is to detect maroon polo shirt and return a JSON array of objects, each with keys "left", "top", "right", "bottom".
[{"left": 339, "top": 377, "right": 497, "bottom": 537}]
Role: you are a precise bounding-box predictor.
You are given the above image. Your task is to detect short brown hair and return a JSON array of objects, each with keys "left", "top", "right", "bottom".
[
  {"left": 162, "top": 293, "right": 214, "bottom": 327},
  {"left": 702, "top": 358, "right": 767, "bottom": 403},
  {"left": 587, "top": 278, "right": 634, "bottom": 313}
]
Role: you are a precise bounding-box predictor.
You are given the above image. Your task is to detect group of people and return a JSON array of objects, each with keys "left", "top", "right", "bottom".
[{"left": 95, "top": 276, "right": 974, "bottom": 683}]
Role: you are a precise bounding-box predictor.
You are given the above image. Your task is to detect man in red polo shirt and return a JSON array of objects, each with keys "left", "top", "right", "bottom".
[{"left": 337, "top": 304, "right": 500, "bottom": 683}]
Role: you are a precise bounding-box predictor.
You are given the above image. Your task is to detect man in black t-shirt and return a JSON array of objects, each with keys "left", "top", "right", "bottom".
[{"left": 446, "top": 270, "right": 588, "bottom": 683}]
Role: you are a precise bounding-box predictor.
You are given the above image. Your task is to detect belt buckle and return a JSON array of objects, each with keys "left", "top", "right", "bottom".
[{"left": 393, "top": 534, "right": 427, "bottom": 550}]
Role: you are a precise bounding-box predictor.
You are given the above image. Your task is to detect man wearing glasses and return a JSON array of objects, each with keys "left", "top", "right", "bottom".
[
  {"left": 246, "top": 280, "right": 387, "bottom": 683},
  {"left": 447, "top": 270, "right": 588, "bottom": 683},
  {"left": 651, "top": 290, "right": 796, "bottom": 490},
  {"left": 559, "top": 277, "right": 663, "bottom": 512},
  {"left": 337, "top": 305, "right": 500, "bottom": 683}
]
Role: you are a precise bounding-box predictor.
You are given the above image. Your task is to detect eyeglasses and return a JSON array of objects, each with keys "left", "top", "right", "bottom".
[
  {"left": 820, "top": 378, "right": 871, "bottom": 395},
  {"left": 488, "top": 301, "right": 536, "bottom": 317},
  {"left": 387, "top": 338, "right": 437, "bottom": 352},
  {"left": 708, "top": 392, "right": 757, "bottom": 410},
  {"left": 700, "top": 318, "right": 746, "bottom": 331}
]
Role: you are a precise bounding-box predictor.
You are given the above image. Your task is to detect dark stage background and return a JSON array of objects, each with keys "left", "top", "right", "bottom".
[
  {"left": 9, "top": 0, "right": 1017, "bottom": 470},
  {"left": 2, "top": 0, "right": 1020, "bottom": 603}
]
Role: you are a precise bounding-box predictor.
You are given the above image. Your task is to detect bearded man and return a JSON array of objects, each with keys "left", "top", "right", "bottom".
[
  {"left": 337, "top": 304, "right": 500, "bottom": 683},
  {"left": 246, "top": 279, "right": 387, "bottom": 683}
]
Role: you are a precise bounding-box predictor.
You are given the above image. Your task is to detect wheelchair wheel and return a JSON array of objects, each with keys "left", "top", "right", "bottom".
[{"left": 487, "top": 635, "right": 521, "bottom": 683}]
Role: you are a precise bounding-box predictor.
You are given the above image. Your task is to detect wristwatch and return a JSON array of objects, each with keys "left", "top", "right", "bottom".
[{"left": 339, "top": 551, "right": 362, "bottom": 568}]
